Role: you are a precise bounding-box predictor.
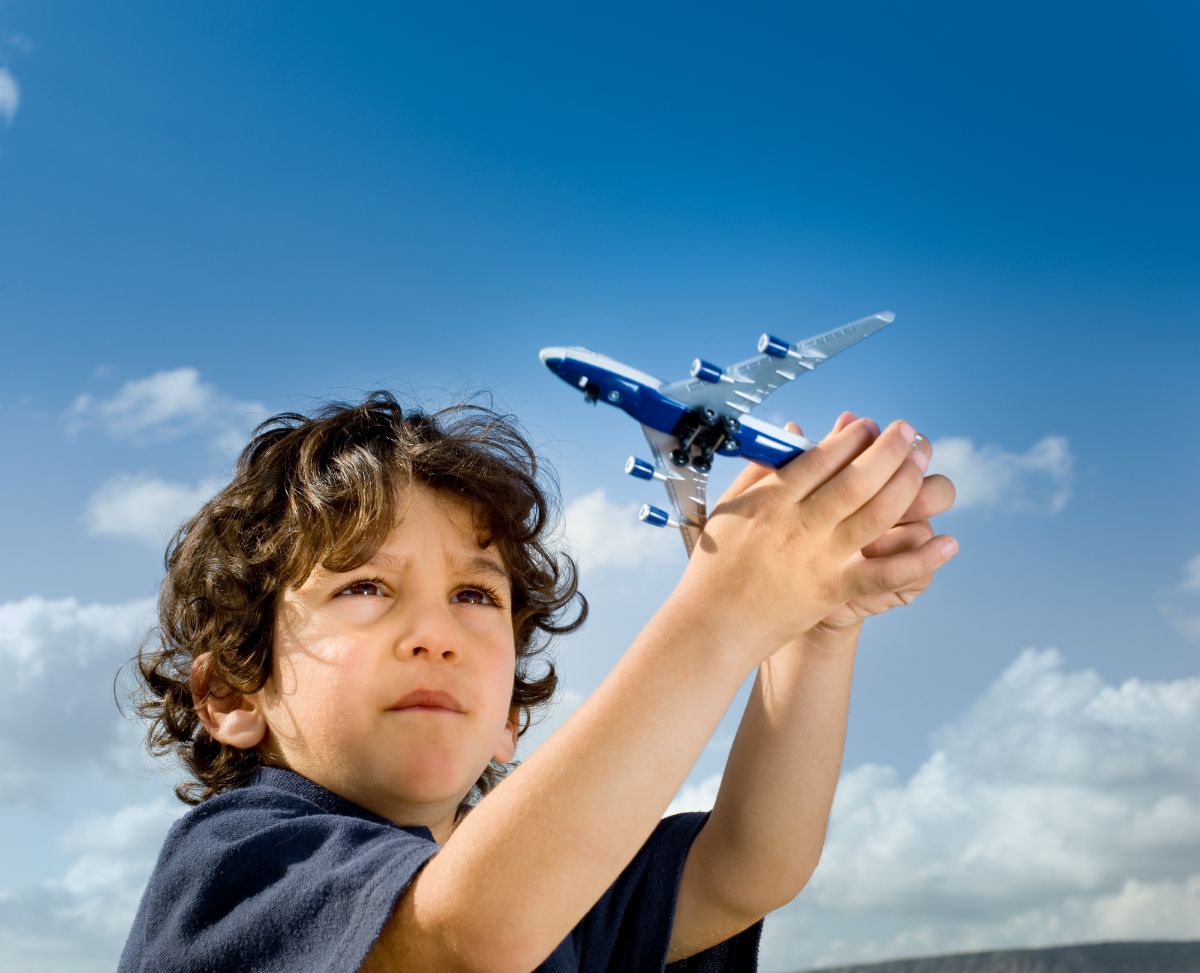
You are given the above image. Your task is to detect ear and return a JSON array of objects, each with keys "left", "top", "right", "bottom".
[
  {"left": 189, "top": 652, "right": 268, "bottom": 750},
  {"left": 491, "top": 705, "right": 521, "bottom": 764}
]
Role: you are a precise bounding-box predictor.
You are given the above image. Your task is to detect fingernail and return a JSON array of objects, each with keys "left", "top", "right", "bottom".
[
  {"left": 911, "top": 449, "right": 929, "bottom": 472},
  {"left": 899, "top": 421, "right": 916, "bottom": 444},
  {"left": 941, "top": 537, "right": 959, "bottom": 558}
]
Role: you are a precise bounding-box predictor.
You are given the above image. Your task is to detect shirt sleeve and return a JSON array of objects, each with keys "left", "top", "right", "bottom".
[
  {"left": 117, "top": 791, "right": 438, "bottom": 973},
  {"left": 572, "top": 811, "right": 763, "bottom": 973}
]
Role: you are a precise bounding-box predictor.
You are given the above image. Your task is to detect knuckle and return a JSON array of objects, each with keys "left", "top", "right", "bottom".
[
  {"left": 818, "top": 473, "right": 855, "bottom": 513},
  {"left": 859, "top": 501, "right": 891, "bottom": 539},
  {"left": 897, "top": 463, "right": 925, "bottom": 505},
  {"left": 879, "top": 558, "right": 910, "bottom": 592},
  {"left": 797, "top": 444, "right": 834, "bottom": 485}
]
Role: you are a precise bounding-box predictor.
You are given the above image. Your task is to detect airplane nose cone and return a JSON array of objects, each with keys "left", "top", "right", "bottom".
[{"left": 539, "top": 347, "right": 568, "bottom": 376}]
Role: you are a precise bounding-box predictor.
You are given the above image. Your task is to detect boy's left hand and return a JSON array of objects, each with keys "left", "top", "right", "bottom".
[
  {"left": 803, "top": 412, "right": 956, "bottom": 631},
  {"left": 719, "top": 410, "right": 957, "bottom": 634}
]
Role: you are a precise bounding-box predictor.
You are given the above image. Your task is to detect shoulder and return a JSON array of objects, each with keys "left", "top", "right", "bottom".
[
  {"left": 160, "top": 774, "right": 338, "bottom": 861},
  {"left": 145, "top": 768, "right": 439, "bottom": 918},
  {"left": 120, "top": 771, "right": 440, "bottom": 973}
]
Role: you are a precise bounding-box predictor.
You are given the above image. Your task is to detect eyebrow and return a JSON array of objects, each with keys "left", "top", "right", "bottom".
[{"left": 362, "top": 551, "right": 512, "bottom": 589}]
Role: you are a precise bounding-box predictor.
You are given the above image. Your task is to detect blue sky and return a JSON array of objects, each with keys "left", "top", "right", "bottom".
[{"left": 1, "top": 3, "right": 1198, "bottom": 970}]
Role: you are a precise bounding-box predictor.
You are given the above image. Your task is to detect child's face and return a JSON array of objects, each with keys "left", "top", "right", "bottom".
[{"left": 258, "top": 482, "right": 519, "bottom": 830}]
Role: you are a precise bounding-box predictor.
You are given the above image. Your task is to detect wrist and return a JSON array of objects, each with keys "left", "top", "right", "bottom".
[
  {"left": 793, "top": 619, "right": 863, "bottom": 656},
  {"left": 667, "top": 572, "right": 784, "bottom": 668}
]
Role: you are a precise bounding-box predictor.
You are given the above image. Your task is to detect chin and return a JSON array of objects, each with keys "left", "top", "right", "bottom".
[{"left": 387, "top": 754, "right": 484, "bottom": 803}]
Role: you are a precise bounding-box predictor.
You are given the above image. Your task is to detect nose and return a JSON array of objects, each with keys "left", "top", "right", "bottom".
[{"left": 395, "top": 602, "right": 462, "bottom": 663}]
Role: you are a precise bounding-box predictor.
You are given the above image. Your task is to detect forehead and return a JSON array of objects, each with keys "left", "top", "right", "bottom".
[{"left": 315, "top": 482, "right": 508, "bottom": 582}]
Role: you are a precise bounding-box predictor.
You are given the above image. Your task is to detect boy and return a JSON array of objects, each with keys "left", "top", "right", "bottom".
[{"left": 120, "top": 391, "right": 956, "bottom": 972}]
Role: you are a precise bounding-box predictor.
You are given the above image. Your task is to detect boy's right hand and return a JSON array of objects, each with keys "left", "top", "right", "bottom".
[{"left": 676, "top": 416, "right": 935, "bottom": 661}]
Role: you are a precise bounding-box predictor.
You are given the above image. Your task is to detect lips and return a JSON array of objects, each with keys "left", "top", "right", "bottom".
[{"left": 390, "top": 689, "right": 464, "bottom": 713}]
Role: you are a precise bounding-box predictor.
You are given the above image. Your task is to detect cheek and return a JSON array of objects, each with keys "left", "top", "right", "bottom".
[
  {"left": 489, "top": 644, "right": 519, "bottom": 717},
  {"left": 264, "top": 632, "right": 372, "bottom": 730}
]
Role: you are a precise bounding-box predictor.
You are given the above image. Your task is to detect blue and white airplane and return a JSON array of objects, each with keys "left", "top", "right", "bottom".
[{"left": 540, "top": 311, "right": 894, "bottom": 556}]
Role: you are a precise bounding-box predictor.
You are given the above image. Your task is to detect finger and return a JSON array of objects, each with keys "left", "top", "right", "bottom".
[
  {"left": 897, "top": 474, "right": 956, "bottom": 524},
  {"left": 848, "top": 533, "right": 959, "bottom": 599},
  {"left": 722, "top": 416, "right": 861, "bottom": 506},
  {"left": 716, "top": 420, "right": 811, "bottom": 504},
  {"left": 836, "top": 451, "right": 927, "bottom": 552},
  {"left": 720, "top": 456, "right": 775, "bottom": 503},
  {"left": 862, "top": 521, "right": 934, "bottom": 559},
  {"left": 830, "top": 411, "right": 857, "bottom": 437},
  {"left": 774, "top": 417, "right": 881, "bottom": 501},
  {"left": 806, "top": 419, "right": 922, "bottom": 526}
]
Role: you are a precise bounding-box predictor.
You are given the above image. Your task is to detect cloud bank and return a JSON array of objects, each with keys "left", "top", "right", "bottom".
[
  {"left": 666, "top": 648, "right": 1200, "bottom": 970},
  {"left": 561, "top": 488, "right": 679, "bottom": 572},
  {"left": 67, "top": 367, "right": 265, "bottom": 450},
  {"left": 930, "top": 435, "right": 1073, "bottom": 513},
  {"left": 0, "top": 798, "right": 182, "bottom": 973},
  {"left": 772, "top": 649, "right": 1199, "bottom": 969},
  {"left": 84, "top": 474, "right": 224, "bottom": 547},
  {"left": 0, "top": 595, "right": 157, "bottom": 803}
]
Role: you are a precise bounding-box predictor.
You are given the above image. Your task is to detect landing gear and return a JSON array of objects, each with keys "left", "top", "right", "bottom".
[{"left": 669, "top": 409, "right": 739, "bottom": 472}]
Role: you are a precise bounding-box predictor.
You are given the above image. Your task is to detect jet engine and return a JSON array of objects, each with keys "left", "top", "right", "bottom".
[{"left": 638, "top": 504, "right": 673, "bottom": 528}]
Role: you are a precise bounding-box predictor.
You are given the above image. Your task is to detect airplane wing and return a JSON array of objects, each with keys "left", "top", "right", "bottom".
[
  {"left": 642, "top": 424, "right": 708, "bottom": 556},
  {"left": 659, "top": 311, "right": 894, "bottom": 416}
]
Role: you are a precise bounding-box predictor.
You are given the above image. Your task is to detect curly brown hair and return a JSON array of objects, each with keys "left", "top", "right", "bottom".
[{"left": 132, "top": 391, "right": 586, "bottom": 806}]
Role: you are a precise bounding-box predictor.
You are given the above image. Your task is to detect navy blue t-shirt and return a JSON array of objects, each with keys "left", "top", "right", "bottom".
[{"left": 119, "top": 767, "right": 762, "bottom": 972}]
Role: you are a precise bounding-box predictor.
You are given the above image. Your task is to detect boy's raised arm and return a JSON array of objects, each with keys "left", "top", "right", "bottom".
[
  {"left": 669, "top": 418, "right": 957, "bottom": 960},
  {"left": 368, "top": 417, "right": 943, "bottom": 973},
  {"left": 667, "top": 417, "right": 955, "bottom": 959}
]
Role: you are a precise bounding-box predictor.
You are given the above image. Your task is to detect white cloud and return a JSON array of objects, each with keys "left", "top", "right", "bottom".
[
  {"left": 0, "top": 596, "right": 157, "bottom": 803},
  {"left": 561, "top": 488, "right": 679, "bottom": 572},
  {"left": 66, "top": 367, "right": 265, "bottom": 450},
  {"left": 85, "top": 473, "right": 224, "bottom": 547},
  {"left": 929, "top": 435, "right": 1073, "bottom": 513},
  {"left": 1161, "top": 553, "right": 1200, "bottom": 641},
  {"left": 51, "top": 800, "right": 183, "bottom": 937},
  {"left": 0, "top": 799, "right": 182, "bottom": 972},
  {"left": 756, "top": 648, "right": 1200, "bottom": 971},
  {"left": 0, "top": 68, "right": 19, "bottom": 125}
]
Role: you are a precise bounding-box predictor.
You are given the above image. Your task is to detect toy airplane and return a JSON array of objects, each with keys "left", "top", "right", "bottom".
[{"left": 540, "top": 311, "right": 893, "bottom": 556}]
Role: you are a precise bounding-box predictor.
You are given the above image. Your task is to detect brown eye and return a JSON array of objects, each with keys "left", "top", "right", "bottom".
[
  {"left": 454, "top": 586, "right": 496, "bottom": 606},
  {"left": 339, "top": 579, "right": 387, "bottom": 598}
]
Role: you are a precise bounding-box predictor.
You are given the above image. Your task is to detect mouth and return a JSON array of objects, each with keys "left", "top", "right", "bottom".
[{"left": 389, "top": 689, "right": 464, "bottom": 713}]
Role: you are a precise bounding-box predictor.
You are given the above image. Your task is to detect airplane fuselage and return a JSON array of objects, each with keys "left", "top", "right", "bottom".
[{"left": 540, "top": 347, "right": 807, "bottom": 469}]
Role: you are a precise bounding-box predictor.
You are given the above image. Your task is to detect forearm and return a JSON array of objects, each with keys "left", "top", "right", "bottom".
[
  {"left": 698, "top": 621, "right": 861, "bottom": 913},
  {"left": 407, "top": 588, "right": 765, "bottom": 970}
]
